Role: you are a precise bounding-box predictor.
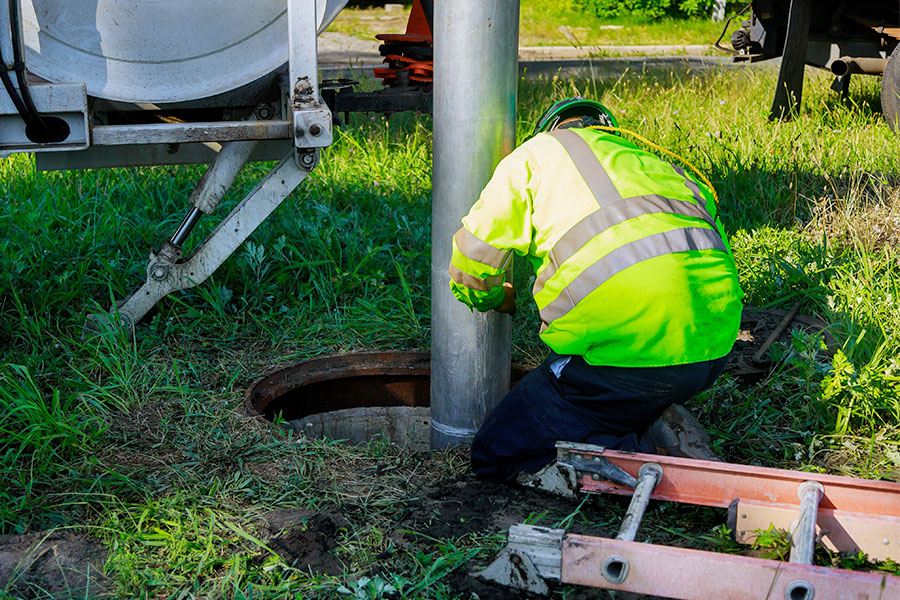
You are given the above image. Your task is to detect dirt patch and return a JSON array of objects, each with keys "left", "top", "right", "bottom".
[
  {"left": 260, "top": 509, "right": 348, "bottom": 576},
  {"left": 393, "top": 475, "right": 613, "bottom": 539},
  {"left": 395, "top": 476, "right": 656, "bottom": 599},
  {"left": 0, "top": 531, "right": 110, "bottom": 599},
  {"left": 265, "top": 475, "right": 659, "bottom": 599},
  {"left": 726, "top": 306, "right": 833, "bottom": 383},
  {"left": 245, "top": 460, "right": 290, "bottom": 483}
]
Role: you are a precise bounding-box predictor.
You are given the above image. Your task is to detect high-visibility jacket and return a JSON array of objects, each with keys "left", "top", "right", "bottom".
[{"left": 449, "top": 127, "right": 743, "bottom": 368}]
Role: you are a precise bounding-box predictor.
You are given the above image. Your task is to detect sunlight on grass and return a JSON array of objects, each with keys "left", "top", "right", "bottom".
[
  {"left": 326, "top": 0, "right": 738, "bottom": 48},
  {"left": 2, "top": 59, "right": 899, "bottom": 597}
]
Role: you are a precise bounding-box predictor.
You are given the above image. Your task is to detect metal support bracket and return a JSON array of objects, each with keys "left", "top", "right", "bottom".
[
  {"left": 288, "top": 0, "right": 332, "bottom": 155},
  {"left": 102, "top": 150, "right": 313, "bottom": 331},
  {"left": 0, "top": 82, "right": 89, "bottom": 154},
  {"left": 515, "top": 461, "right": 580, "bottom": 499},
  {"left": 517, "top": 442, "right": 638, "bottom": 498},
  {"left": 472, "top": 525, "right": 563, "bottom": 595},
  {"left": 188, "top": 140, "right": 259, "bottom": 215}
]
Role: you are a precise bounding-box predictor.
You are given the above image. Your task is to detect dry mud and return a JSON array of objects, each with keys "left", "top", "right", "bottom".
[
  {"left": 266, "top": 475, "right": 657, "bottom": 599},
  {"left": 0, "top": 531, "right": 110, "bottom": 599}
]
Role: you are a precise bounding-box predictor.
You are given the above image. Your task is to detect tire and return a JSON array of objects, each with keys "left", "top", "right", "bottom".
[{"left": 881, "top": 44, "right": 900, "bottom": 134}]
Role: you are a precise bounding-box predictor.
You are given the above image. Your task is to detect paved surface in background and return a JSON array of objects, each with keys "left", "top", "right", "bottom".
[
  {"left": 519, "top": 44, "right": 715, "bottom": 60},
  {"left": 318, "top": 31, "right": 730, "bottom": 71}
]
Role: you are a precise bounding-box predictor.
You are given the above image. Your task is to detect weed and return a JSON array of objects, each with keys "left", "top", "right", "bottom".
[
  {"left": 2, "top": 58, "right": 899, "bottom": 597},
  {"left": 751, "top": 524, "right": 793, "bottom": 561}
]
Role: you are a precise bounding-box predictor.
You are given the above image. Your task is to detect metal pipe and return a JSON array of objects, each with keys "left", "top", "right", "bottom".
[
  {"left": 167, "top": 140, "right": 257, "bottom": 248},
  {"left": 91, "top": 121, "right": 290, "bottom": 146},
  {"left": 790, "top": 480, "right": 824, "bottom": 565},
  {"left": 616, "top": 463, "right": 663, "bottom": 542},
  {"left": 170, "top": 207, "right": 203, "bottom": 247},
  {"left": 831, "top": 56, "right": 888, "bottom": 77},
  {"left": 430, "top": 1, "right": 518, "bottom": 448}
]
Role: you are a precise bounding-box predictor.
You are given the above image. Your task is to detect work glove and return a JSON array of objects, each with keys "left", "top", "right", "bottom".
[{"left": 495, "top": 282, "right": 516, "bottom": 316}]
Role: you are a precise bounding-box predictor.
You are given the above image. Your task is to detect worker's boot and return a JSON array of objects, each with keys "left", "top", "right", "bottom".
[{"left": 642, "top": 404, "right": 723, "bottom": 462}]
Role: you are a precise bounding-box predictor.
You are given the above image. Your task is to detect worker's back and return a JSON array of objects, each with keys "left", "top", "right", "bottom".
[{"left": 455, "top": 127, "right": 743, "bottom": 368}]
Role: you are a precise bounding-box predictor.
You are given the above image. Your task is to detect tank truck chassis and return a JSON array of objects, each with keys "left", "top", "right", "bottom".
[
  {"left": 1, "top": 0, "right": 438, "bottom": 335},
  {"left": 476, "top": 442, "right": 900, "bottom": 598}
]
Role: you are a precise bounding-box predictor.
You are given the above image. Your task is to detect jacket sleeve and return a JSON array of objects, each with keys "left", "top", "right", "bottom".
[{"left": 449, "top": 146, "right": 538, "bottom": 312}]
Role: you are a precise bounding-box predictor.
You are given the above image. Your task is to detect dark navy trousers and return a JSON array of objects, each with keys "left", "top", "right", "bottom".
[{"left": 470, "top": 352, "right": 729, "bottom": 482}]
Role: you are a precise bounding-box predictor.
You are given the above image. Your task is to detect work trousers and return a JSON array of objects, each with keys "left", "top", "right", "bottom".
[{"left": 470, "top": 352, "right": 729, "bottom": 482}]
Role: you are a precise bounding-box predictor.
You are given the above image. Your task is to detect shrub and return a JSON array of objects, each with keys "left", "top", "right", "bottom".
[{"left": 575, "top": 0, "right": 731, "bottom": 19}]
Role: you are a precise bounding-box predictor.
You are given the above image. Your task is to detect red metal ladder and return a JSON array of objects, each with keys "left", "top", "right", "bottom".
[{"left": 475, "top": 443, "right": 900, "bottom": 599}]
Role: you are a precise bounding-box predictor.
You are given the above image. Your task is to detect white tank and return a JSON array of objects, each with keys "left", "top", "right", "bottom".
[{"left": 21, "top": 0, "right": 348, "bottom": 103}]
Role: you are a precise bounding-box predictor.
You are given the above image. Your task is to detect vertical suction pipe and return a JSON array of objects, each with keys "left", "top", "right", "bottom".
[{"left": 430, "top": 1, "right": 519, "bottom": 448}]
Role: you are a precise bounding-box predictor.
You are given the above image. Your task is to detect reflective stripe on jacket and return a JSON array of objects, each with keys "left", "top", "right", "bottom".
[{"left": 449, "top": 128, "right": 743, "bottom": 368}]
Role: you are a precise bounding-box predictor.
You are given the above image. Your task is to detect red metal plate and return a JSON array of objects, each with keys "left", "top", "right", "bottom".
[
  {"left": 562, "top": 535, "right": 900, "bottom": 600},
  {"left": 575, "top": 450, "right": 900, "bottom": 517},
  {"left": 375, "top": 33, "right": 432, "bottom": 44}
]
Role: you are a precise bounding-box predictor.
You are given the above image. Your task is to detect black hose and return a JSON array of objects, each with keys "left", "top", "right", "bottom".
[
  {"left": 4, "top": 0, "right": 69, "bottom": 143},
  {"left": 0, "top": 54, "right": 28, "bottom": 116}
]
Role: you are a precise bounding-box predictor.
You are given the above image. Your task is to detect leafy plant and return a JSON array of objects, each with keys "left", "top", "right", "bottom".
[
  {"left": 821, "top": 347, "right": 900, "bottom": 435},
  {"left": 337, "top": 576, "right": 398, "bottom": 600},
  {"left": 751, "top": 525, "right": 793, "bottom": 561},
  {"left": 575, "top": 0, "right": 735, "bottom": 19}
]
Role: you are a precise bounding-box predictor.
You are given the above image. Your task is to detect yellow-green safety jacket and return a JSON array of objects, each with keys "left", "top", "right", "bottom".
[{"left": 449, "top": 127, "right": 743, "bottom": 368}]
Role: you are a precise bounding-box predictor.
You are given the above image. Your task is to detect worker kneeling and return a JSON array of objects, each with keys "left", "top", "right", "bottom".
[{"left": 449, "top": 98, "right": 743, "bottom": 483}]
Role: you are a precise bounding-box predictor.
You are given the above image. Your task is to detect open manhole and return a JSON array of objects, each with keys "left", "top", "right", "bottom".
[
  {"left": 245, "top": 352, "right": 527, "bottom": 450},
  {"left": 245, "top": 308, "right": 834, "bottom": 447}
]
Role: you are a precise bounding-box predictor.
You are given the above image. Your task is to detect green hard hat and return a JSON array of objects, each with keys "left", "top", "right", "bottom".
[{"left": 532, "top": 96, "right": 618, "bottom": 136}]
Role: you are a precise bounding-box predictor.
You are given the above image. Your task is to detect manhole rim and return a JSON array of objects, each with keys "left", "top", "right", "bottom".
[{"left": 244, "top": 350, "right": 433, "bottom": 421}]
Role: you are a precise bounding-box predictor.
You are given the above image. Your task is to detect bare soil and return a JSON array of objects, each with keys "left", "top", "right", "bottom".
[
  {"left": 0, "top": 531, "right": 110, "bottom": 599},
  {"left": 259, "top": 509, "right": 349, "bottom": 577},
  {"left": 726, "top": 306, "right": 832, "bottom": 382},
  {"left": 264, "top": 474, "right": 661, "bottom": 599}
]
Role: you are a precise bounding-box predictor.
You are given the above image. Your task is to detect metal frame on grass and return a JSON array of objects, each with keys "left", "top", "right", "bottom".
[{"left": 477, "top": 443, "right": 900, "bottom": 598}]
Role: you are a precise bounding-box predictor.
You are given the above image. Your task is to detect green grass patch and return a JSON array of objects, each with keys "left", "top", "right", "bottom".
[
  {"left": 2, "top": 62, "right": 900, "bottom": 596},
  {"left": 327, "top": 0, "right": 738, "bottom": 48}
]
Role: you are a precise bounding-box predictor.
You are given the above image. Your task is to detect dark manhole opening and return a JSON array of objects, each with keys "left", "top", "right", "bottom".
[{"left": 244, "top": 351, "right": 526, "bottom": 449}]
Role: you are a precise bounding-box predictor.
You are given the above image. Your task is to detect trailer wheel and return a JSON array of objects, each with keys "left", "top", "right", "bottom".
[{"left": 881, "top": 44, "right": 900, "bottom": 133}]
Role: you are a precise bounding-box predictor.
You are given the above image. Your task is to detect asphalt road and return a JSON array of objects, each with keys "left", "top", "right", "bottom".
[{"left": 318, "top": 31, "right": 738, "bottom": 77}]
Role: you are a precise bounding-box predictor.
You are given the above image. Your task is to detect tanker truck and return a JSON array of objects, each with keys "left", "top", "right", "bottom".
[
  {"left": 728, "top": 0, "right": 900, "bottom": 129},
  {"left": 0, "top": 0, "right": 433, "bottom": 332}
]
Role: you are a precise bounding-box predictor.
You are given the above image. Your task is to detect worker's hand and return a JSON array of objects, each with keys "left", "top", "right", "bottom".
[{"left": 495, "top": 282, "right": 516, "bottom": 315}]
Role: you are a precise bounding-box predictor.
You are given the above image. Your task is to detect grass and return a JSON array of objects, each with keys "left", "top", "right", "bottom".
[
  {"left": 326, "top": 0, "right": 737, "bottom": 48},
  {"left": 2, "top": 60, "right": 900, "bottom": 596}
]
